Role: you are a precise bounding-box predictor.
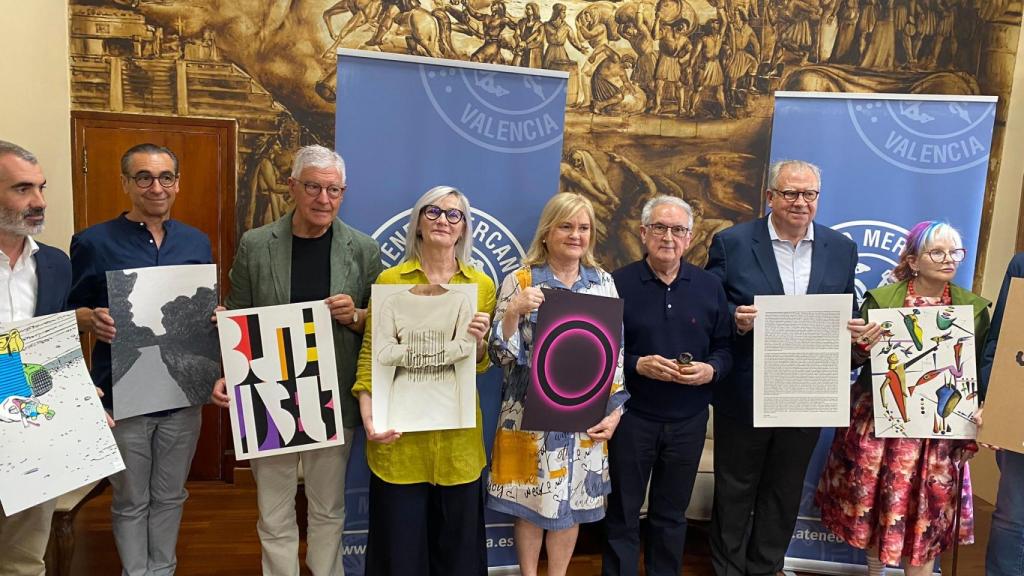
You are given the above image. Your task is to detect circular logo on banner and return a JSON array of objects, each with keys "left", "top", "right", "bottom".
[
  {"left": 833, "top": 220, "right": 909, "bottom": 307},
  {"left": 535, "top": 320, "right": 614, "bottom": 407},
  {"left": 420, "top": 65, "right": 565, "bottom": 154},
  {"left": 371, "top": 208, "right": 526, "bottom": 286},
  {"left": 847, "top": 99, "right": 995, "bottom": 174}
]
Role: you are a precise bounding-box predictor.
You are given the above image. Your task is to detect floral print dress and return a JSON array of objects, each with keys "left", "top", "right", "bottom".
[
  {"left": 816, "top": 281, "right": 983, "bottom": 566},
  {"left": 486, "top": 265, "right": 628, "bottom": 530}
]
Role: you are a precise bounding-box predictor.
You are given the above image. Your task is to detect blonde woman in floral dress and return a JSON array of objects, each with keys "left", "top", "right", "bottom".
[
  {"left": 816, "top": 221, "right": 990, "bottom": 576},
  {"left": 487, "top": 193, "right": 628, "bottom": 576}
]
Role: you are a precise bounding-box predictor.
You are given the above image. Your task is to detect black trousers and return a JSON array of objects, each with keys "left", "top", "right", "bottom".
[
  {"left": 603, "top": 408, "right": 708, "bottom": 576},
  {"left": 364, "top": 473, "right": 487, "bottom": 576},
  {"left": 709, "top": 412, "right": 821, "bottom": 576}
]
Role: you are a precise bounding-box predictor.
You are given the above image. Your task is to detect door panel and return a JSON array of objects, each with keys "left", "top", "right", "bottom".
[{"left": 71, "top": 111, "right": 236, "bottom": 481}]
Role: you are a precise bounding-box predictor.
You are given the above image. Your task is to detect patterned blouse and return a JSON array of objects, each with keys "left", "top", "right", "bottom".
[{"left": 486, "top": 264, "right": 628, "bottom": 530}]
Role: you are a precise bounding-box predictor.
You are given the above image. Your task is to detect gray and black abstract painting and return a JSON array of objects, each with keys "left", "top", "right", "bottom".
[{"left": 108, "top": 264, "right": 220, "bottom": 420}]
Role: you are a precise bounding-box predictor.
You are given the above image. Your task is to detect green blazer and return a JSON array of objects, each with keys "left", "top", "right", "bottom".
[
  {"left": 226, "top": 211, "right": 384, "bottom": 427},
  {"left": 855, "top": 280, "right": 991, "bottom": 390}
]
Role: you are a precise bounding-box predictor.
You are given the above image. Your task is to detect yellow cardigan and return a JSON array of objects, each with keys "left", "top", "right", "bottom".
[{"left": 352, "top": 258, "right": 497, "bottom": 485}]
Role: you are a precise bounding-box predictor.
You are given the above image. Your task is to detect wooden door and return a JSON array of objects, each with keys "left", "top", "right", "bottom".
[{"left": 71, "top": 111, "right": 236, "bottom": 481}]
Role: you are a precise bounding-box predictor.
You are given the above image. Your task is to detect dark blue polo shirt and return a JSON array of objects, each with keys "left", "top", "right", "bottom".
[
  {"left": 69, "top": 213, "right": 213, "bottom": 410},
  {"left": 612, "top": 258, "right": 733, "bottom": 422}
]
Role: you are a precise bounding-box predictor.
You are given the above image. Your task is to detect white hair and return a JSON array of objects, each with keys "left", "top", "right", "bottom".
[
  {"left": 290, "top": 145, "right": 346, "bottom": 182},
  {"left": 767, "top": 159, "right": 821, "bottom": 190},
  {"left": 641, "top": 195, "right": 694, "bottom": 226}
]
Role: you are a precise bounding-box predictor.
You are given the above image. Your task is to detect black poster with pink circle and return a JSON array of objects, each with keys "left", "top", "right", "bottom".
[{"left": 521, "top": 288, "right": 623, "bottom": 432}]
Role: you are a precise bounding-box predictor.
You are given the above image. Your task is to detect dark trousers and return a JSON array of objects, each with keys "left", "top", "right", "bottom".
[
  {"left": 603, "top": 408, "right": 708, "bottom": 576},
  {"left": 365, "top": 473, "right": 487, "bottom": 576},
  {"left": 709, "top": 412, "right": 820, "bottom": 576}
]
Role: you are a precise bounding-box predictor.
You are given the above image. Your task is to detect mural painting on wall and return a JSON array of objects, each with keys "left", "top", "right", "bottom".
[{"left": 69, "top": 0, "right": 1020, "bottom": 272}]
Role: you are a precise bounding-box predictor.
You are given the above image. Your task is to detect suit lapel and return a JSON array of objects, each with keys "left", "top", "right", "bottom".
[
  {"left": 807, "top": 224, "right": 828, "bottom": 295},
  {"left": 329, "top": 219, "right": 353, "bottom": 297},
  {"left": 752, "top": 219, "right": 785, "bottom": 295},
  {"left": 269, "top": 216, "right": 292, "bottom": 304},
  {"left": 33, "top": 249, "right": 53, "bottom": 316}
]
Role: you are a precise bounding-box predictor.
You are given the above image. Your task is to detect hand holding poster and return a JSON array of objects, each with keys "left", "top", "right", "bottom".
[
  {"left": 108, "top": 263, "right": 219, "bottom": 420},
  {"left": 753, "top": 294, "right": 853, "bottom": 427},
  {"left": 869, "top": 305, "right": 978, "bottom": 439},
  {"left": 217, "top": 301, "right": 344, "bottom": 460},
  {"left": 371, "top": 284, "right": 478, "bottom": 433},
  {"left": 521, "top": 288, "right": 623, "bottom": 432},
  {"left": 977, "top": 278, "right": 1024, "bottom": 453}
]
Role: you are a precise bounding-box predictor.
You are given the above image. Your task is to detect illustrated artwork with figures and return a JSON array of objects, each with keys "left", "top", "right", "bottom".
[
  {"left": 869, "top": 304, "right": 979, "bottom": 439},
  {"left": 371, "top": 283, "right": 478, "bottom": 433},
  {"left": 0, "top": 311, "right": 124, "bottom": 515}
]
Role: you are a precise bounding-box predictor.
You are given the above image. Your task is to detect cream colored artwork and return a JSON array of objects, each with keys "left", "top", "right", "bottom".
[{"left": 371, "top": 284, "right": 478, "bottom": 432}]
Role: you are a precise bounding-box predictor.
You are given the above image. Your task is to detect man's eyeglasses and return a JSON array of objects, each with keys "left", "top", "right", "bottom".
[
  {"left": 127, "top": 171, "right": 178, "bottom": 188},
  {"left": 925, "top": 248, "right": 967, "bottom": 263},
  {"left": 421, "top": 205, "right": 465, "bottom": 224},
  {"left": 302, "top": 181, "right": 345, "bottom": 199},
  {"left": 646, "top": 222, "right": 691, "bottom": 238},
  {"left": 771, "top": 189, "right": 820, "bottom": 202}
]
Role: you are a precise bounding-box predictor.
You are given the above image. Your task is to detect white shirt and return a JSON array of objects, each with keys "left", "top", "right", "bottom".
[
  {"left": 767, "top": 214, "right": 813, "bottom": 296},
  {"left": 0, "top": 236, "right": 39, "bottom": 322}
]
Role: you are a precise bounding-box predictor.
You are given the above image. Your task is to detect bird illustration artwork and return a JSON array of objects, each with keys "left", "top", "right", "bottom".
[
  {"left": 900, "top": 309, "right": 924, "bottom": 351},
  {"left": 879, "top": 344, "right": 938, "bottom": 423},
  {"left": 933, "top": 377, "right": 963, "bottom": 434},
  {"left": 935, "top": 306, "right": 971, "bottom": 333},
  {"left": 915, "top": 335, "right": 970, "bottom": 388}
]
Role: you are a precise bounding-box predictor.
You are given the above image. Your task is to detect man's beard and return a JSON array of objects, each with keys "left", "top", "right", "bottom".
[{"left": 0, "top": 207, "right": 44, "bottom": 236}]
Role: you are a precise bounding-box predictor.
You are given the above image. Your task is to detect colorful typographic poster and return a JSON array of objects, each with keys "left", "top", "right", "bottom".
[
  {"left": 108, "top": 264, "right": 220, "bottom": 420},
  {"left": 521, "top": 289, "right": 623, "bottom": 432},
  {"left": 0, "top": 311, "right": 124, "bottom": 515},
  {"left": 218, "top": 301, "right": 344, "bottom": 460},
  {"left": 977, "top": 278, "right": 1024, "bottom": 454},
  {"left": 869, "top": 305, "right": 979, "bottom": 439},
  {"left": 371, "top": 284, "right": 478, "bottom": 433}
]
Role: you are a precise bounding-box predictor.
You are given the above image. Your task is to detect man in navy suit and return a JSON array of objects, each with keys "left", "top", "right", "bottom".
[
  {"left": 0, "top": 140, "right": 72, "bottom": 576},
  {"left": 705, "top": 160, "right": 868, "bottom": 576}
]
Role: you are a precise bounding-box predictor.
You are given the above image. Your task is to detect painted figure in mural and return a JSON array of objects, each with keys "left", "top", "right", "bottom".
[
  {"left": 487, "top": 192, "right": 627, "bottom": 576},
  {"left": 778, "top": 0, "right": 821, "bottom": 64},
  {"left": 619, "top": 21, "right": 658, "bottom": 107},
  {"left": 0, "top": 140, "right": 74, "bottom": 576},
  {"left": 515, "top": 2, "right": 545, "bottom": 68},
  {"left": 685, "top": 198, "right": 733, "bottom": 267},
  {"left": 245, "top": 135, "right": 291, "bottom": 230},
  {"left": 71, "top": 143, "right": 213, "bottom": 576},
  {"left": 322, "top": 0, "right": 383, "bottom": 56},
  {"left": 561, "top": 148, "right": 618, "bottom": 244},
  {"left": 653, "top": 19, "right": 693, "bottom": 116},
  {"left": 543, "top": 3, "right": 590, "bottom": 104},
  {"left": 605, "top": 195, "right": 732, "bottom": 576},
  {"left": 725, "top": 9, "right": 761, "bottom": 114},
  {"left": 860, "top": 0, "right": 896, "bottom": 70},
  {"left": 215, "top": 145, "right": 383, "bottom": 576},
  {"left": 817, "top": 221, "right": 988, "bottom": 575},
  {"left": 575, "top": 2, "right": 620, "bottom": 107},
  {"left": 690, "top": 18, "right": 728, "bottom": 117},
  {"left": 464, "top": 0, "right": 515, "bottom": 63},
  {"left": 354, "top": 185, "right": 496, "bottom": 575},
  {"left": 589, "top": 45, "right": 647, "bottom": 116}
]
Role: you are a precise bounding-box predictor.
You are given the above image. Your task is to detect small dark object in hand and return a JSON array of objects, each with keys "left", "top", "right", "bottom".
[{"left": 677, "top": 352, "right": 693, "bottom": 366}]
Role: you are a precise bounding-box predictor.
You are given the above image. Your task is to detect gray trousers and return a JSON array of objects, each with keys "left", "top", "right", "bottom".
[
  {"left": 251, "top": 428, "right": 354, "bottom": 576},
  {"left": 0, "top": 499, "right": 56, "bottom": 576},
  {"left": 109, "top": 405, "right": 202, "bottom": 576}
]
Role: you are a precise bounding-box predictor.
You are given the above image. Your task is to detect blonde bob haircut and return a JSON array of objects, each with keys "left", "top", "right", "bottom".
[{"left": 522, "top": 192, "right": 599, "bottom": 268}]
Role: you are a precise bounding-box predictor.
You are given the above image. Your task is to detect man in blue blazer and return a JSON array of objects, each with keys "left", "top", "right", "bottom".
[
  {"left": 0, "top": 140, "right": 72, "bottom": 575},
  {"left": 705, "top": 160, "right": 867, "bottom": 576}
]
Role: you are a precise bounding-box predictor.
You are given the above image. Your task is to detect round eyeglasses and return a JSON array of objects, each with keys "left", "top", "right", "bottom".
[
  {"left": 128, "top": 171, "right": 178, "bottom": 188},
  {"left": 302, "top": 181, "right": 345, "bottom": 199},
  {"left": 646, "top": 222, "right": 691, "bottom": 238},
  {"left": 421, "top": 205, "right": 465, "bottom": 224},
  {"left": 925, "top": 248, "right": 967, "bottom": 263}
]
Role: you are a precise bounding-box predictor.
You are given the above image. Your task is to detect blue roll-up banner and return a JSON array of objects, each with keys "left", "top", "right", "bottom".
[
  {"left": 769, "top": 92, "right": 997, "bottom": 574},
  {"left": 334, "top": 49, "right": 568, "bottom": 574}
]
